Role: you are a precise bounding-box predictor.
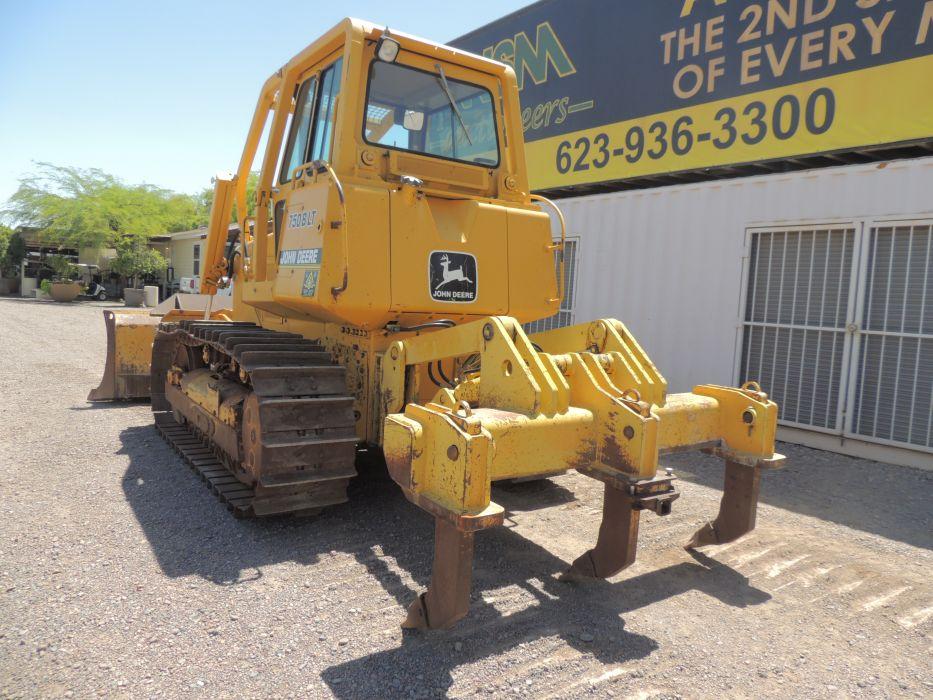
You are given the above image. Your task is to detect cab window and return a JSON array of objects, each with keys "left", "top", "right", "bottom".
[
  {"left": 364, "top": 61, "right": 499, "bottom": 167},
  {"left": 311, "top": 59, "right": 343, "bottom": 162},
  {"left": 277, "top": 58, "right": 344, "bottom": 184},
  {"left": 279, "top": 77, "right": 318, "bottom": 184}
]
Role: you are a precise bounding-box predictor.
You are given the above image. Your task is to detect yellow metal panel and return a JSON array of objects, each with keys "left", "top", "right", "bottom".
[
  {"left": 506, "top": 206, "right": 559, "bottom": 322},
  {"left": 386, "top": 403, "right": 493, "bottom": 515},
  {"left": 272, "top": 180, "right": 330, "bottom": 307},
  {"left": 202, "top": 175, "right": 236, "bottom": 292},
  {"left": 655, "top": 393, "right": 721, "bottom": 452},
  {"left": 387, "top": 151, "right": 492, "bottom": 194},
  {"left": 111, "top": 315, "right": 159, "bottom": 376},
  {"left": 693, "top": 384, "right": 778, "bottom": 460},
  {"left": 480, "top": 407, "right": 594, "bottom": 480},
  {"left": 389, "top": 196, "right": 510, "bottom": 316}
]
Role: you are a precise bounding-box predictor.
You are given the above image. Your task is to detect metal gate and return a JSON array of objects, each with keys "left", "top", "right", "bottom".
[
  {"left": 739, "top": 220, "right": 932, "bottom": 454},
  {"left": 848, "top": 221, "right": 933, "bottom": 451}
]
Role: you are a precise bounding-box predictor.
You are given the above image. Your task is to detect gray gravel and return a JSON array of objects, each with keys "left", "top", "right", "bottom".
[{"left": 1, "top": 296, "right": 931, "bottom": 699}]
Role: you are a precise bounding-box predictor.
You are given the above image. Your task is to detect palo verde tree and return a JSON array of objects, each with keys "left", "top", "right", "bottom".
[
  {"left": 2, "top": 163, "right": 206, "bottom": 289},
  {"left": 2, "top": 163, "right": 206, "bottom": 250},
  {"left": 198, "top": 171, "right": 259, "bottom": 222}
]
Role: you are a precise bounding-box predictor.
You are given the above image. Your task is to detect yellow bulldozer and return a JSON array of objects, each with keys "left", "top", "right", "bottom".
[{"left": 90, "top": 19, "right": 784, "bottom": 630}]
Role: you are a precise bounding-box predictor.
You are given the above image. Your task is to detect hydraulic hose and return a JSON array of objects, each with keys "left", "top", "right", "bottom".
[{"left": 384, "top": 320, "right": 456, "bottom": 333}]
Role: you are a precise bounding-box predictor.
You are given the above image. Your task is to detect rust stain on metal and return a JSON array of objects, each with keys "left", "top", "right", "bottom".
[{"left": 600, "top": 433, "right": 637, "bottom": 472}]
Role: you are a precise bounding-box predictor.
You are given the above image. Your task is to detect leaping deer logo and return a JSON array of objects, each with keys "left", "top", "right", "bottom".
[{"left": 435, "top": 253, "right": 473, "bottom": 290}]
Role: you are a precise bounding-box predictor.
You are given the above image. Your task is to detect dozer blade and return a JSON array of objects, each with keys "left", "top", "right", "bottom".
[
  {"left": 88, "top": 310, "right": 162, "bottom": 401},
  {"left": 149, "top": 292, "right": 230, "bottom": 316},
  {"left": 89, "top": 295, "right": 234, "bottom": 402}
]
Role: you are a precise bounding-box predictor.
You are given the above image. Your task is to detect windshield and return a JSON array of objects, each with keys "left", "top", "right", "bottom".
[{"left": 364, "top": 61, "right": 499, "bottom": 167}]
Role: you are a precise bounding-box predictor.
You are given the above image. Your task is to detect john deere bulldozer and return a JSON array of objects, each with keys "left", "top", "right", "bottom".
[{"left": 91, "top": 19, "right": 784, "bottom": 630}]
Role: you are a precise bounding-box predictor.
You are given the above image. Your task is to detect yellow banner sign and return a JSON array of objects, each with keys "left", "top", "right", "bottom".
[{"left": 527, "top": 54, "right": 933, "bottom": 189}]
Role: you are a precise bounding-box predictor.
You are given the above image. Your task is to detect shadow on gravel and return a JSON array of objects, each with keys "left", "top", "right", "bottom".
[
  {"left": 71, "top": 400, "right": 150, "bottom": 411},
  {"left": 119, "top": 424, "right": 771, "bottom": 698},
  {"left": 321, "top": 541, "right": 769, "bottom": 699},
  {"left": 665, "top": 443, "right": 933, "bottom": 550}
]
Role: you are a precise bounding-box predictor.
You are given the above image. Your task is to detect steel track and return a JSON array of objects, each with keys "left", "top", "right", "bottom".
[{"left": 151, "top": 320, "right": 358, "bottom": 517}]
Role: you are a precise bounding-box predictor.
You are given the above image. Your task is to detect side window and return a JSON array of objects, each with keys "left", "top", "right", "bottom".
[
  {"left": 310, "top": 58, "right": 343, "bottom": 163},
  {"left": 273, "top": 199, "right": 286, "bottom": 254},
  {"left": 192, "top": 244, "right": 201, "bottom": 276},
  {"left": 279, "top": 76, "right": 318, "bottom": 184}
]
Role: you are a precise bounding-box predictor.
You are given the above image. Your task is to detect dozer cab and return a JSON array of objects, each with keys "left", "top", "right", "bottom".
[{"left": 93, "top": 19, "right": 784, "bottom": 630}]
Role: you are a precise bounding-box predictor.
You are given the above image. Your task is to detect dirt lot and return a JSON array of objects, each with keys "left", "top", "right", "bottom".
[{"left": 0, "top": 297, "right": 930, "bottom": 699}]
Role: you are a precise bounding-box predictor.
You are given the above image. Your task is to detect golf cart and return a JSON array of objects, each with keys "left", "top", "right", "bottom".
[{"left": 76, "top": 264, "right": 108, "bottom": 300}]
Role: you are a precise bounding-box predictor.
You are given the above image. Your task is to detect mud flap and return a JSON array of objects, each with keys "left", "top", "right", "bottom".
[
  {"left": 402, "top": 518, "right": 475, "bottom": 630},
  {"left": 686, "top": 460, "right": 761, "bottom": 549}
]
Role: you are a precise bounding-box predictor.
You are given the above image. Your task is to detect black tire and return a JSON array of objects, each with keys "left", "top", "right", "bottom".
[{"left": 97, "top": 290, "right": 107, "bottom": 301}]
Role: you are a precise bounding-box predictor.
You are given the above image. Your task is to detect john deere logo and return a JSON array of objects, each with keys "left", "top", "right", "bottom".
[{"left": 429, "top": 251, "right": 477, "bottom": 303}]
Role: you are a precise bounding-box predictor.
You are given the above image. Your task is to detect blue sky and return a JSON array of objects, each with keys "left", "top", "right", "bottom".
[{"left": 0, "top": 0, "right": 529, "bottom": 204}]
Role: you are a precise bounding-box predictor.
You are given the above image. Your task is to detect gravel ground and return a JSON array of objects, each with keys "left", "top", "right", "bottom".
[{"left": 0, "top": 296, "right": 931, "bottom": 699}]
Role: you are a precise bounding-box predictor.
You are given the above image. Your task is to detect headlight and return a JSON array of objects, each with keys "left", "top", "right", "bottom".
[{"left": 376, "top": 34, "right": 400, "bottom": 63}]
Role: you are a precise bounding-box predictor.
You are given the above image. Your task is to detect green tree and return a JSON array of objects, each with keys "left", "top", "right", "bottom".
[
  {"left": 198, "top": 171, "right": 259, "bottom": 222},
  {"left": 0, "top": 224, "right": 10, "bottom": 259},
  {"left": 0, "top": 224, "right": 26, "bottom": 277},
  {"left": 0, "top": 227, "right": 26, "bottom": 277},
  {"left": 1, "top": 163, "right": 206, "bottom": 249},
  {"left": 109, "top": 235, "right": 168, "bottom": 289}
]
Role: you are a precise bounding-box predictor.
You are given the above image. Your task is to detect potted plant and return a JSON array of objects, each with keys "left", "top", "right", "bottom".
[
  {"left": 45, "top": 255, "right": 83, "bottom": 302},
  {"left": 110, "top": 235, "right": 166, "bottom": 307},
  {"left": 36, "top": 278, "right": 52, "bottom": 300},
  {"left": 0, "top": 229, "right": 25, "bottom": 295}
]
